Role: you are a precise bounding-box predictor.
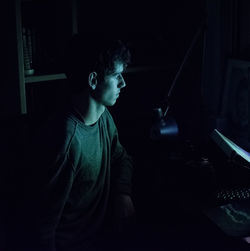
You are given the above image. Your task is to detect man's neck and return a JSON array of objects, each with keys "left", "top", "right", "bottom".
[{"left": 72, "top": 92, "right": 105, "bottom": 126}]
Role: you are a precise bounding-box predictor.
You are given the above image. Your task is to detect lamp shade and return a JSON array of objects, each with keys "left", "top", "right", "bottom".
[{"left": 150, "top": 108, "right": 179, "bottom": 140}]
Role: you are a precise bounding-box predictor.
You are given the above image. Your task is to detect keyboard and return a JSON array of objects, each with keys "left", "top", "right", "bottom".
[{"left": 216, "top": 187, "right": 250, "bottom": 204}]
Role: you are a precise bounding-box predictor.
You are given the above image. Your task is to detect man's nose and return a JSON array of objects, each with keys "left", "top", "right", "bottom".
[{"left": 119, "top": 75, "right": 126, "bottom": 88}]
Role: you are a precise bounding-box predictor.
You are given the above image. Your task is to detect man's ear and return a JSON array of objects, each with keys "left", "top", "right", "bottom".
[{"left": 88, "top": 72, "right": 98, "bottom": 90}]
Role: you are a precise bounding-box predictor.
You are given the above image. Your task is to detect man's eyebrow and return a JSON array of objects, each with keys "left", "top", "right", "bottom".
[{"left": 113, "top": 70, "right": 124, "bottom": 75}]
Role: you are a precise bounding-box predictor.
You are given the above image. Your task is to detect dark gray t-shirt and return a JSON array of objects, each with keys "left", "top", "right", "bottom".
[{"left": 23, "top": 107, "right": 133, "bottom": 251}]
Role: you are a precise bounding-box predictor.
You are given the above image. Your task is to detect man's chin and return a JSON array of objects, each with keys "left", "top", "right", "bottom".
[{"left": 105, "top": 100, "right": 117, "bottom": 106}]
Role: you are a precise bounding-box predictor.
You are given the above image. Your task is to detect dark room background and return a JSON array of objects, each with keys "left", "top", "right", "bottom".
[
  {"left": 5, "top": 0, "right": 250, "bottom": 149},
  {"left": 2, "top": 0, "right": 250, "bottom": 249}
]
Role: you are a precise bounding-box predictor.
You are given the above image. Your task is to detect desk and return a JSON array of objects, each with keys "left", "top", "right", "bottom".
[{"left": 203, "top": 201, "right": 250, "bottom": 237}]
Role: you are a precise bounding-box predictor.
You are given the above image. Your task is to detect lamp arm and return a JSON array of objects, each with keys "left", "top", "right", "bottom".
[{"left": 163, "top": 23, "right": 207, "bottom": 118}]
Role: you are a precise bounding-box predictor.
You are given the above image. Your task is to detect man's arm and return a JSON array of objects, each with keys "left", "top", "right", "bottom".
[
  {"left": 110, "top": 127, "right": 135, "bottom": 232},
  {"left": 18, "top": 122, "right": 76, "bottom": 251},
  {"left": 37, "top": 153, "right": 75, "bottom": 251},
  {"left": 19, "top": 150, "right": 75, "bottom": 251},
  {"left": 111, "top": 128, "right": 134, "bottom": 196}
]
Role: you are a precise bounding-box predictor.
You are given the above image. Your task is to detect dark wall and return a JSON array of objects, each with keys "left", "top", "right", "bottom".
[
  {"left": 5, "top": 0, "right": 250, "bottom": 148},
  {"left": 3, "top": 1, "right": 22, "bottom": 116},
  {"left": 202, "top": 0, "right": 250, "bottom": 150},
  {"left": 3, "top": 2, "right": 250, "bottom": 249},
  {"left": 76, "top": 0, "right": 206, "bottom": 149}
]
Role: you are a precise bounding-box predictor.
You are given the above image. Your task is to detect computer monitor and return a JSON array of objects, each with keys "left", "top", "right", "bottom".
[{"left": 219, "top": 58, "right": 250, "bottom": 151}]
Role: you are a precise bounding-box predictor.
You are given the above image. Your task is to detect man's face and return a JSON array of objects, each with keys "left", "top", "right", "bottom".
[{"left": 94, "top": 61, "right": 126, "bottom": 106}]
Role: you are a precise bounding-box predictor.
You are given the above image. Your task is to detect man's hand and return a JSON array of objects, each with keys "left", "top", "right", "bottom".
[
  {"left": 111, "top": 194, "right": 136, "bottom": 234},
  {"left": 242, "top": 236, "right": 250, "bottom": 244}
]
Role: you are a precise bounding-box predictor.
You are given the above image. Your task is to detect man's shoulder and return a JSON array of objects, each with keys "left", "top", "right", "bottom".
[
  {"left": 48, "top": 112, "right": 77, "bottom": 135},
  {"left": 102, "top": 108, "right": 114, "bottom": 123},
  {"left": 32, "top": 112, "right": 78, "bottom": 156},
  {"left": 101, "top": 108, "right": 116, "bottom": 128}
]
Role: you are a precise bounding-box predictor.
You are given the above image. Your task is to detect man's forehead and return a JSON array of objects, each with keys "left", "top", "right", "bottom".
[{"left": 113, "top": 61, "right": 124, "bottom": 73}]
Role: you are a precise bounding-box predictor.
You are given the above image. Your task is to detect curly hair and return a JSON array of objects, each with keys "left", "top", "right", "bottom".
[{"left": 64, "top": 33, "right": 131, "bottom": 93}]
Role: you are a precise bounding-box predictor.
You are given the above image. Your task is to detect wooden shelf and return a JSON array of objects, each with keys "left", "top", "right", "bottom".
[
  {"left": 14, "top": 0, "right": 77, "bottom": 114},
  {"left": 25, "top": 73, "right": 67, "bottom": 83}
]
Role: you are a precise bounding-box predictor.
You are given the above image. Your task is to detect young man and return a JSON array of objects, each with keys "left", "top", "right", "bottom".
[{"left": 16, "top": 34, "right": 135, "bottom": 251}]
